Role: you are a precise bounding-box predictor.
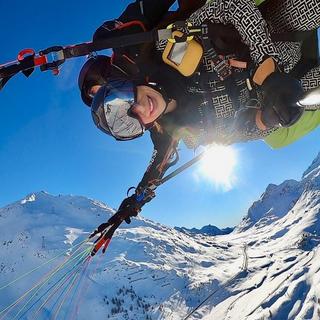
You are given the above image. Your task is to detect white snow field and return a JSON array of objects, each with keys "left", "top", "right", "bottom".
[{"left": 0, "top": 153, "right": 319, "bottom": 320}]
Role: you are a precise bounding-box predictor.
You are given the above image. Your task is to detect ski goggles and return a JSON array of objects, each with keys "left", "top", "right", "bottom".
[{"left": 91, "top": 80, "right": 145, "bottom": 141}]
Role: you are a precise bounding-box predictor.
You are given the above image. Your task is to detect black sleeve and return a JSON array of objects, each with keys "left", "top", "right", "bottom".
[
  {"left": 93, "top": 0, "right": 177, "bottom": 51},
  {"left": 119, "top": 0, "right": 176, "bottom": 29},
  {"left": 136, "top": 127, "right": 179, "bottom": 203}
]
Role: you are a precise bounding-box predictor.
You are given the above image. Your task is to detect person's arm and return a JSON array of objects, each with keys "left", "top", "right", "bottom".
[
  {"left": 188, "top": 0, "right": 306, "bottom": 130},
  {"left": 112, "top": 127, "right": 179, "bottom": 223},
  {"left": 93, "top": 0, "right": 176, "bottom": 54},
  {"left": 89, "top": 127, "right": 179, "bottom": 246},
  {"left": 94, "top": 0, "right": 176, "bottom": 40},
  {"left": 136, "top": 127, "right": 179, "bottom": 204},
  {"left": 119, "top": 0, "right": 177, "bottom": 29},
  {"left": 187, "top": 0, "right": 280, "bottom": 65}
]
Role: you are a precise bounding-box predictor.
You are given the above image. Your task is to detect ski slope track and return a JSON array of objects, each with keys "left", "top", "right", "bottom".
[{"left": 0, "top": 152, "right": 320, "bottom": 319}]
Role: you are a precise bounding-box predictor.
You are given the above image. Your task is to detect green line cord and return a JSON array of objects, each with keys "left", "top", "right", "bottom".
[
  {"left": 0, "top": 237, "right": 90, "bottom": 292},
  {"left": 0, "top": 247, "right": 90, "bottom": 319},
  {"left": 11, "top": 248, "right": 91, "bottom": 320},
  {"left": 52, "top": 258, "right": 90, "bottom": 320},
  {"left": 27, "top": 255, "right": 90, "bottom": 320}
]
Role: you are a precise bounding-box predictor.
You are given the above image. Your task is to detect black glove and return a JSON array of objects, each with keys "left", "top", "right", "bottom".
[
  {"left": 89, "top": 192, "right": 147, "bottom": 242},
  {"left": 117, "top": 194, "right": 142, "bottom": 224},
  {"left": 261, "top": 72, "right": 304, "bottom": 128}
]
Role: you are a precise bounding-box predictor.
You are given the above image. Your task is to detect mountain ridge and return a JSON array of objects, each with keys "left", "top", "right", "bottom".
[{"left": 175, "top": 224, "right": 234, "bottom": 236}]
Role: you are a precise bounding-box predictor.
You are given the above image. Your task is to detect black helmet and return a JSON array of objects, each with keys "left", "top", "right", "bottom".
[
  {"left": 78, "top": 55, "right": 111, "bottom": 107},
  {"left": 78, "top": 54, "right": 142, "bottom": 107}
]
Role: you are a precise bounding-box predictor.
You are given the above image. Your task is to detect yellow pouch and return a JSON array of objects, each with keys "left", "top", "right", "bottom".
[{"left": 162, "top": 31, "right": 203, "bottom": 77}]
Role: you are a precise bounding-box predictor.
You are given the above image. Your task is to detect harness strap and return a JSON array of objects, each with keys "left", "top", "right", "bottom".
[
  {"left": 0, "top": 28, "right": 170, "bottom": 81},
  {"left": 201, "top": 24, "right": 232, "bottom": 81},
  {"left": 228, "top": 58, "right": 247, "bottom": 69},
  {"left": 271, "top": 30, "right": 316, "bottom": 42},
  {"left": 289, "top": 30, "right": 319, "bottom": 79},
  {"left": 0, "top": 22, "right": 317, "bottom": 90}
]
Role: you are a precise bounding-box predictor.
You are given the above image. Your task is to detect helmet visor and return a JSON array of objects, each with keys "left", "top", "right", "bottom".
[{"left": 91, "top": 80, "right": 145, "bottom": 141}]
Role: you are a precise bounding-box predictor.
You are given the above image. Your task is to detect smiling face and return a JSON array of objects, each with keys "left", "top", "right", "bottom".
[
  {"left": 130, "top": 85, "right": 169, "bottom": 125},
  {"left": 90, "top": 82, "right": 177, "bottom": 139}
]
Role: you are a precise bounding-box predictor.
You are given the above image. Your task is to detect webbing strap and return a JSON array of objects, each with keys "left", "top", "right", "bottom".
[
  {"left": 201, "top": 24, "right": 232, "bottom": 81},
  {"left": 64, "top": 30, "right": 157, "bottom": 59},
  {"left": 0, "top": 27, "right": 175, "bottom": 83},
  {"left": 0, "top": 26, "right": 316, "bottom": 88},
  {"left": 289, "top": 30, "right": 319, "bottom": 79},
  {"left": 271, "top": 30, "right": 316, "bottom": 42}
]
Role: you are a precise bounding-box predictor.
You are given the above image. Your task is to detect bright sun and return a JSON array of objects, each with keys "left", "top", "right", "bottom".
[{"left": 198, "top": 145, "right": 238, "bottom": 190}]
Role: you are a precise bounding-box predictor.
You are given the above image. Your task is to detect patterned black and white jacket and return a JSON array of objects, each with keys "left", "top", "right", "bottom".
[{"left": 110, "top": 0, "right": 320, "bottom": 199}]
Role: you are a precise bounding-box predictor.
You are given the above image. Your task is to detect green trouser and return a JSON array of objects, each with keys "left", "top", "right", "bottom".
[
  {"left": 264, "top": 110, "right": 320, "bottom": 149},
  {"left": 255, "top": 0, "right": 267, "bottom": 5}
]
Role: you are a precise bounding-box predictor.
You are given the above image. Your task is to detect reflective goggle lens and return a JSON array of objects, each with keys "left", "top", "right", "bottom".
[{"left": 91, "top": 81, "right": 145, "bottom": 140}]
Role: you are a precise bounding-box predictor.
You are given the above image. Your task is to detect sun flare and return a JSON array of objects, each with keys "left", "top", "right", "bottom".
[{"left": 198, "top": 145, "right": 238, "bottom": 190}]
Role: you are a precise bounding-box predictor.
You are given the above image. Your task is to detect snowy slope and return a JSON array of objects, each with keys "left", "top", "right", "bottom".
[
  {"left": 0, "top": 152, "right": 319, "bottom": 320},
  {"left": 202, "top": 155, "right": 320, "bottom": 320},
  {"left": 0, "top": 192, "right": 244, "bottom": 320},
  {"left": 236, "top": 179, "right": 303, "bottom": 232}
]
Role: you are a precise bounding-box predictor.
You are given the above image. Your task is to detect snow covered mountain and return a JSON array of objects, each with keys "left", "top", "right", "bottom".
[
  {"left": 175, "top": 225, "right": 234, "bottom": 236},
  {"left": 237, "top": 152, "right": 320, "bottom": 233},
  {"left": 0, "top": 152, "right": 319, "bottom": 320}
]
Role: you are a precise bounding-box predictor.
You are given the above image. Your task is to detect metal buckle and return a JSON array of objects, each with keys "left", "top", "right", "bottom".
[
  {"left": 209, "top": 54, "right": 232, "bottom": 81},
  {"left": 167, "top": 21, "right": 201, "bottom": 43},
  {"left": 39, "top": 46, "right": 65, "bottom": 75},
  {"left": 215, "top": 60, "right": 232, "bottom": 80}
]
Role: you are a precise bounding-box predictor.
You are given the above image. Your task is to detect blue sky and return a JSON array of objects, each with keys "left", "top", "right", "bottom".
[{"left": 0, "top": 0, "right": 319, "bottom": 229}]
